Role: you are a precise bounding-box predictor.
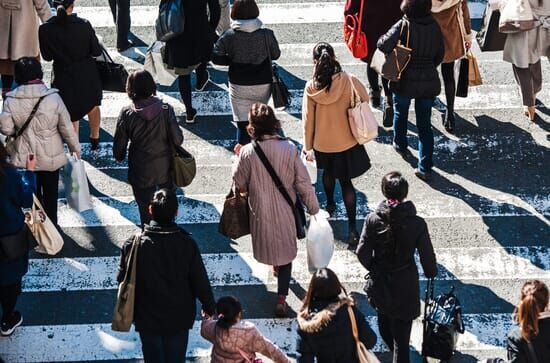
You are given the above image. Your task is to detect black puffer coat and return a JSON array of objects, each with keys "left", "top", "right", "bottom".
[
  {"left": 113, "top": 97, "right": 183, "bottom": 189},
  {"left": 377, "top": 15, "right": 445, "bottom": 98},
  {"left": 507, "top": 313, "right": 550, "bottom": 363},
  {"left": 357, "top": 201, "right": 437, "bottom": 321}
]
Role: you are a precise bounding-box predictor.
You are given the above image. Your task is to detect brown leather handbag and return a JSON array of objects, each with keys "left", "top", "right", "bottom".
[
  {"left": 219, "top": 186, "right": 250, "bottom": 239},
  {"left": 370, "top": 20, "right": 412, "bottom": 82}
]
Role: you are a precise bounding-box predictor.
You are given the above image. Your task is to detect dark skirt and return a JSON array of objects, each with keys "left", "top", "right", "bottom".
[{"left": 315, "top": 144, "right": 371, "bottom": 180}]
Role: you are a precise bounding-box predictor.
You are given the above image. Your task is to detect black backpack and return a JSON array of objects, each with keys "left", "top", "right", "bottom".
[{"left": 422, "top": 279, "right": 465, "bottom": 361}]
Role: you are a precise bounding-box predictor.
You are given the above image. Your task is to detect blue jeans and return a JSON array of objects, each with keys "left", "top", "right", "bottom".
[
  {"left": 139, "top": 331, "right": 189, "bottom": 363},
  {"left": 392, "top": 93, "right": 434, "bottom": 173}
]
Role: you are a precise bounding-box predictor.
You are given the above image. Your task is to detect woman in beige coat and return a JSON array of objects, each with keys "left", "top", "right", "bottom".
[
  {"left": 233, "top": 103, "right": 320, "bottom": 317},
  {"left": 0, "top": 0, "right": 52, "bottom": 97},
  {"left": 432, "top": 0, "right": 472, "bottom": 133},
  {"left": 0, "top": 58, "right": 80, "bottom": 226},
  {"left": 503, "top": 0, "right": 550, "bottom": 121}
]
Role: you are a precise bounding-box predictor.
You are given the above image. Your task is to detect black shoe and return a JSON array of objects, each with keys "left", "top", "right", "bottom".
[
  {"left": 414, "top": 168, "right": 432, "bottom": 182},
  {"left": 1, "top": 311, "right": 23, "bottom": 337},
  {"left": 370, "top": 89, "right": 381, "bottom": 108},
  {"left": 392, "top": 142, "right": 411, "bottom": 159},
  {"left": 442, "top": 110, "right": 455, "bottom": 133},
  {"left": 383, "top": 104, "right": 394, "bottom": 128},
  {"left": 117, "top": 40, "right": 134, "bottom": 53},
  {"left": 325, "top": 202, "right": 336, "bottom": 216},
  {"left": 346, "top": 230, "right": 360, "bottom": 248},
  {"left": 89, "top": 137, "right": 100, "bottom": 151},
  {"left": 186, "top": 108, "right": 197, "bottom": 124},
  {"left": 195, "top": 70, "right": 210, "bottom": 91}
]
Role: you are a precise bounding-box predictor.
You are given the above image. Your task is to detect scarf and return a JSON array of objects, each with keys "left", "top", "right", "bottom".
[
  {"left": 431, "top": 0, "right": 461, "bottom": 14},
  {"left": 231, "top": 18, "right": 263, "bottom": 33}
]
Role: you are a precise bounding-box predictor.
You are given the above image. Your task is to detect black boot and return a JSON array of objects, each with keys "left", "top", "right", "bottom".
[
  {"left": 442, "top": 109, "right": 455, "bottom": 133},
  {"left": 370, "top": 88, "right": 381, "bottom": 109},
  {"left": 383, "top": 103, "right": 394, "bottom": 128}
]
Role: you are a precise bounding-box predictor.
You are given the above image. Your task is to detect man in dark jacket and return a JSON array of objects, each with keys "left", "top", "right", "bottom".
[{"left": 117, "top": 188, "right": 216, "bottom": 363}]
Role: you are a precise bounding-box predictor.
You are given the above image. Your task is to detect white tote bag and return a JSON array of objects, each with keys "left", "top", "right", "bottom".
[
  {"left": 347, "top": 74, "right": 378, "bottom": 144},
  {"left": 64, "top": 154, "right": 93, "bottom": 213},
  {"left": 306, "top": 212, "right": 334, "bottom": 274},
  {"left": 499, "top": 0, "right": 537, "bottom": 33},
  {"left": 301, "top": 153, "right": 318, "bottom": 184},
  {"left": 144, "top": 41, "right": 177, "bottom": 86},
  {"left": 26, "top": 195, "right": 64, "bottom": 255}
]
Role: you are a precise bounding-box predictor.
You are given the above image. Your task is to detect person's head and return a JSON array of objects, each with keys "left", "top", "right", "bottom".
[
  {"left": 216, "top": 296, "right": 243, "bottom": 330},
  {"left": 230, "top": 0, "right": 260, "bottom": 20},
  {"left": 381, "top": 171, "right": 409, "bottom": 202},
  {"left": 126, "top": 70, "right": 157, "bottom": 102},
  {"left": 312, "top": 42, "right": 342, "bottom": 92},
  {"left": 147, "top": 189, "right": 178, "bottom": 225},
  {"left": 53, "top": 0, "right": 75, "bottom": 20},
  {"left": 400, "top": 0, "right": 432, "bottom": 18},
  {"left": 516, "top": 280, "right": 549, "bottom": 341},
  {"left": 14, "top": 57, "right": 43, "bottom": 85},
  {"left": 247, "top": 103, "right": 280, "bottom": 140},
  {"left": 302, "top": 268, "right": 348, "bottom": 311}
]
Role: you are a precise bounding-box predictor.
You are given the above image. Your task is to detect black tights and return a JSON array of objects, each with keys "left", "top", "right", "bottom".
[
  {"left": 323, "top": 171, "right": 357, "bottom": 231},
  {"left": 1, "top": 75, "right": 14, "bottom": 92},
  {"left": 441, "top": 62, "right": 455, "bottom": 114},
  {"left": 0, "top": 281, "right": 21, "bottom": 321},
  {"left": 366, "top": 65, "right": 392, "bottom": 105},
  {"left": 277, "top": 263, "right": 292, "bottom": 296},
  {"left": 177, "top": 63, "right": 208, "bottom": 112}
]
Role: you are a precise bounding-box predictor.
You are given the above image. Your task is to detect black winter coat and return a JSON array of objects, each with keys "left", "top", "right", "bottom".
[
  {"left": 117, "top": 221, "right": 216, "bottom": 335},
  {"left": 377, "top": 16, "right": 445, "bottom": 98},
  {"left": 113, "top": 98, "right": 183, "bottom": 189},
  {"left": 163, "top": 0, "right": 221, "bottom": 69},
  {"left": 357, "top": 201, "right": 437, "bottom": 321},
  {"left": 296, "top": 297, "right": 377, "bottom": 363},
  {"left": 507, "top": 313, "right": 550, "bottom": 363},
  {"left": 39, "top": 15, "right": 102, "bottom": 121}
]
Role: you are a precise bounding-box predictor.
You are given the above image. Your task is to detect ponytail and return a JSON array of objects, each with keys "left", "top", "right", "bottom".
[
  {"left": 215, "top": 296, "right": 242, "bottom": 333},
  {"left": 53, "top": 0, "right": 75, "bottom": 22},
  {"left": 516, "top": 280, "right": 549, "bottom": 341},
  {"left": 56, "top": 5, "right": 67, "bottom": 20},
  {"left": 312, "top": 42, "right": 342, "bottom": 92}
]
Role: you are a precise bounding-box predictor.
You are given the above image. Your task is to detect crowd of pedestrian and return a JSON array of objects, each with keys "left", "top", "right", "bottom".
[{"left": 0, "top": 0, "right": 548, "bottom": 362}]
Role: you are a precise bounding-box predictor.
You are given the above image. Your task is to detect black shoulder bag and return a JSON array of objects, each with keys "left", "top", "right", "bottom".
[
  {"left": 263, "top": 32, "right": 289, "bottom": 110},
  {"left": 252, "top": 140, "right": 306, "bottom": 239},
  {"left": 96, "top": 45, "right": 129, "bottom": 92}
]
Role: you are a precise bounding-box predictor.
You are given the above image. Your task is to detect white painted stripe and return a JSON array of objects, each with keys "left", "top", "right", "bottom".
[
  {"left": 54, "top": 193, "right": 550, "bottom": 228},
  {"left": 23, "top": 247, "right": 550, "bottom": 292},
  {"left": 0, "top": 314, "right": 510, "bottom": 362}
]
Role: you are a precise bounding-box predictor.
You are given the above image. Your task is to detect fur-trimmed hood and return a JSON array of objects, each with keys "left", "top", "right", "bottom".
[{"left": 297, "top": 297, "right": 354, "bottom": 333}]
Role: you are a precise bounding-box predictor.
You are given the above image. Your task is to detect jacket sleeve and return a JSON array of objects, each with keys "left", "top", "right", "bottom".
[
  {"left": 113, "top": 110, "right": 129, "bottom": 162},
  {"left": 351, "top": 76, "right": 370, "bottom": 103},
  {"left": 377, "top": 19, "right": 402, "bottom": 53},
  {"left": 188, "top": 241, "right": 216, "bottom": 316},
  {"left": 38, "top": 26, "right": 53, "bottom": 61},
  {"left": 354, "top": 307, "right": 377, "bottom": 349},
  {"left": 250, "top": 327, "right": 290, "bottom": 363},
  {"left": 293, "top": 148, "right": 320, "bottom": 215},
  {"left": 57, "top": 97, "right": 81, "bottom": 153},
  {"left": 269, "top": 31, "right": 281, "bottom": 61},
  {"left": 168, "top": 106, "right": 184, "bottom": 146},
  {"left": 417, "top": 220, "right": 437, "bottom": 279},
  {"left": 302, "top": 88, "right": 316, "bottom": 151},
  {"left": 17, "top": 171, "right": 37, "bottom": 209},
  {"left": 0, "top": 101, "right": 15, "bottom": 136},
  {"left": 232, "top": 150, "right": 251, "bottom": 192},
  {"left": 33, "top": 0, "right": 53, "bottom": 23},
  {"left": 88, "top": 22, "right": 103, "bottom": 57},
  {"left": 212, "top": 35, "right": 231, "bottom": 65},
  {"left": 356, "top": 217, "right": 375, "bottom": 270},
  {"left": 295, "top": 329, "right": 315, "bottom": 363},
  {"left": 207, "top": 0, "right": 221, "bottom": 30},
  {"left": 116, "top": 237, "right": 134, "bottom": 283},
  {"left": 199, "top": 319, "right": 216, "bottom": 343},
  {"left": 507, "top": 333, "right": 527, "bottom": 363}
]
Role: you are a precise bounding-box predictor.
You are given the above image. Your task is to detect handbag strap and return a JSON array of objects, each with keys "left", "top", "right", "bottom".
[
  {"left": 237, "top": 348, "right": 253, "bottom": 363},
  {"left": 100, "top": 45, "right": 116, "bottom": 64},
  {"left": 252, "top": 140, "right": 295, "bottom": 212},
  {"left": 398, "top": 19, "right": 410, "bottom": 48},
  {"left": 357, "top": 0, "right": 365, "bottom": 31},
  {"left": 11, "top": 96, "right": 45, "bottom": 140},
  {"left": 347, "top": 304, "right": 360, "bottom": 343},
  {"left": 527, "top": 341, "right": 540, "bottom": 363},
  {"left": 263, "top": 31, "right": 275, "bottom": 79},
  {"left": 347, "top": 72, "right": 361, "bottom": 107}
]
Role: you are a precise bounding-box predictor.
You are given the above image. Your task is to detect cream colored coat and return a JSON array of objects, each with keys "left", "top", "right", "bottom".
[
  {"left": 0, "top": 83, "right": 80, "bottom": 171},
  {"left": 0, "top": 0, "right": 52, "bottom": 60}
]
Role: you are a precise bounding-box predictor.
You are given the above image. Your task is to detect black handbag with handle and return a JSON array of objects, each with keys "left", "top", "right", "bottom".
[
  {"left": 477, "top": 4, "right": 507, "bottom": 52},
  {"left": 96, "top": 46, "right": 129, "bottom": 92},
  {"left": 456, "top": 57, "right": 469, "bottom": 98},
  {"left": 263, "top": 33, "right": 290, "bottom": 110}
]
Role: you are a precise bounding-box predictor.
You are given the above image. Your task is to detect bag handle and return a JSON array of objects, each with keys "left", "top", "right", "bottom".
[
  {"left": 100, "top": 45, "right": 116, "bottom": 64},
  {"left": 357, "top": 0, "right": 365, "bottom": 33},
  {"left": 237, "top": 348, "right": 253, "bottom": 363},
  {"left": 122, "top": 234, "right": 141, "bottom": 282},
  {"left": 347, "top": 72, "right": 362, "bottom": 107},
  {"left": 10, "top": 96, "right": 45, "bottom": 141}
]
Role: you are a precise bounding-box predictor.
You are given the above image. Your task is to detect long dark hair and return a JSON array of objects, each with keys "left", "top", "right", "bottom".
[
  {"left": 515, "top": 280, "right": 549, "bottom": 341},
  {"left": 312, "top": 42, "right": 342, "bottom": 92},
  {"left": 301, "top": 268, "right": 348, "bottom": 312},
  {"left": 215, "top": 296, "right": 242, "bottom": 331},
  {"left": 53, "top": 0, "right": 75, "bottom": 22},
  {"left": 379, "top": 171, "right": 409, "bottom": 258}
]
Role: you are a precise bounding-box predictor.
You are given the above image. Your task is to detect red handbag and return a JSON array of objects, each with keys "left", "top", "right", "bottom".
[{"left": 343, "top": 0, "right": 368, "bottom": 59}]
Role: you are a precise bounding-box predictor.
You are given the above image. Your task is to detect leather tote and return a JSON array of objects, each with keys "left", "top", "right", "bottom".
[
  {"left": 219, "top": 186, "right": 250, "bottom": 239},
  {"left": 252, "top": 140, "right": 306, "bottom": 239},
  {"left": 164, "top": 110, "right": 196, "bottom": 187},
  {"left": 370, "top": 19, "right": 412, "bottom": 82},
  {"left": 476, "top": 2, "right": 507, "bottom": 51},
  {"left": 5, "top": 96, "right": 45, "bottom": 156},
  {"left": 499, "top": 0, "right": 537, "bottom": 33},
  {"left": 112, "top": 234, "right": 140, "bottom": 332},
  {"left": 27, "top": 195, "right": 64, "bottom": 255},
  {"left": 96, "top": 46, "right": 129, "bottom": 92},
  {"left": 347, "top": 305, "right": 381, "bottom": 363},
  {"left": 0, "top": 224, "right": 37, "bottom": 262},
  {"left": 156, "top": 0, "right": 185, "bottom": 42},
  {"left": 264, "top": 33, "right": 290, "bottom": 110},
  {"left": 343, "top": 0, "right": 368, "bottom": 59},
  {"left": 347, "top": 73, "right": 378, "bottom": 144}
]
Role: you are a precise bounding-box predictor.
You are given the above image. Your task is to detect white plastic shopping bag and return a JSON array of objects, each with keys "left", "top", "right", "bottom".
[
  {"left": 307, "top": 211, "right": 334, "bottom": 273},
  {"left": 144, "top": 41, "right": 177, "bottom": 86},
  {"left": 64, "top": 154, "right": 93, "bottom": 212},
  {"left": 301, "top": 153, "right": 317, "bottom": 184}
]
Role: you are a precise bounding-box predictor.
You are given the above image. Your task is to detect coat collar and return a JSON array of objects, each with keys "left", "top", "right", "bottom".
[
  {"left": 6, "top": 83, "right": 58, "bottom": 99},
  {"left": 297, "top": 297, "right": 354, "bottom": 333}
]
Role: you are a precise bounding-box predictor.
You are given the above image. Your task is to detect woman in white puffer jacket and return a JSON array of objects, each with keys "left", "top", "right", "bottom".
[{"left": 0, "top": 57, "right": 80, "bottom": 226}]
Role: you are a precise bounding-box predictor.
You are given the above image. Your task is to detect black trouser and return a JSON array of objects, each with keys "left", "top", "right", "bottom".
[
  {"left": 139, "top": 331, "right": 189, "bottom": 363},
  {"left": 378, "top": 312, "right": 413, "bottom": 363},
  {"left": 0, "top": 281, "right": 21, "bottom": 322},
  {"left": 441, "top": 62, "right": 456, "bottom": 114},
  {"left": 132, "top": 182, "right": 174, "bottom": 228},
  {"left": 1, "top": 75, "right": 14, "bottom": 94},
  {"left": 177, "top": 63, "right": 208, "bottom": 112},
  {"left": 277, "top": 262, "right": 292, "bottom": 296},
  {"left": 108, "top": 0, "right": 131, "bottom": 49},
  {"left": 366, "top": 65, "right": 392, "bottom": 106},
  {"left": 36, "top": 170, "right": 60, "bottom": 226}
]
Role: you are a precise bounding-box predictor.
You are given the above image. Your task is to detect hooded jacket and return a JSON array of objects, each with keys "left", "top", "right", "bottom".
[
  {"left": 112, "top": 97, "right": 183, "bottom": 189},
  {"left": 507, "top": 312, "right": 550, "bottom": 363},
  {"left": 357, "top": 201, "right": 437, "bottom": 320},
  {"left": 302, "top": 72, "right": 369, "bottom": 153},
  {"left": 0, "top": 83, "right": 80, "bottom": 171},
  {"left": 296, "top": 297, "right": 377, "bottom": 363}
]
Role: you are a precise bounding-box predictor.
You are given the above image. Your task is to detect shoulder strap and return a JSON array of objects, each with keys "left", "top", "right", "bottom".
[
  {"left": 252, "top": 140, "right": 294, "bottom": 211},
  {"left": 347, "top": 72, "right": 361, "bottom": 106},
  {"left": 527, "top": 341, "right": 540, "bottom": 363},
  {"left": 358, "top": 0, "right": 365, "bottom": 28},
  {"left": 12, "top": 96, "right": 45, "bottom": 140},
  {"left": 237, "top": 348, "right": 253, "bottom": 363},
  {"left": 347, "top": 305, "right": 360, "bottom": 343},
  {"left": 263, "top": 31, "right": 274, "bottom": 78}
]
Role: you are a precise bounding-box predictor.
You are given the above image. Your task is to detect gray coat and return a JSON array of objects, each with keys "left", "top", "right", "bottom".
[{"left": 233, "top": 137, "right": 320, "bottom": 266}]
